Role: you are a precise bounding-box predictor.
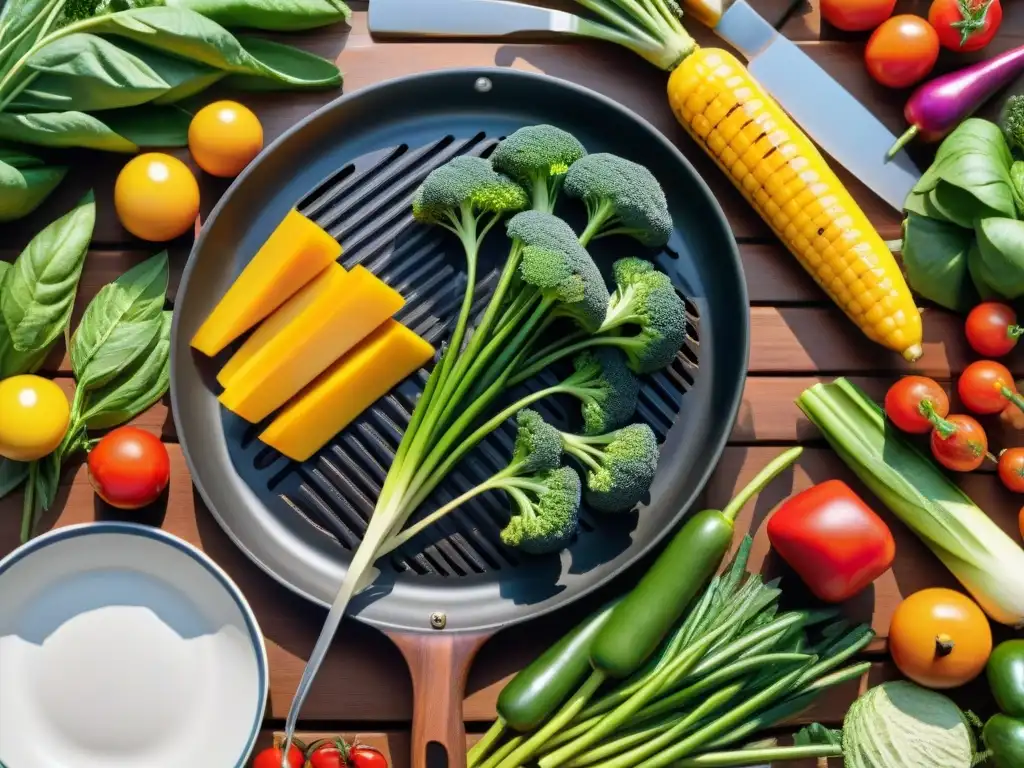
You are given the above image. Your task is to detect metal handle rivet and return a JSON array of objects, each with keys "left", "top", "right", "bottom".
[
  {"left": 474, "top": 77, "right": 492, "bottom": 93},
  {"left": 430, "top": 612, "right": 447, "bottom": 629}
]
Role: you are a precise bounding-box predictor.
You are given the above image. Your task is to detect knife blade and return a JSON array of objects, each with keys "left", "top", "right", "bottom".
[
  {"left": 682, "top": 0, "right": 919, "bottom": 211},
  {"left": 369, "top": 0, "right": 584, "bottom": 38},
  {"left": 369, "top": 0, "right": 919, "bottom": 211}
]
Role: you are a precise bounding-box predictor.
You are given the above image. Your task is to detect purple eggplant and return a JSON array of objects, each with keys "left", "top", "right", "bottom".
[{"left": 887, "top": 42, "right": 1024, "bottom": 159}]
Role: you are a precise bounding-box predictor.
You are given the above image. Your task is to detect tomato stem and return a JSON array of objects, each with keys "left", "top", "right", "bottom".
[
  {"left": 1000, "top": 385, "right": 1024, "bottom": 416},
  {"left": 1008, "top": 324, "right": 1024, "bottom": 341},
  {"left": 952, "top": 0, "right": 994, "bottom": 46},
  {"left": 920, "top": 399, "right": 956, "bottom": 439}
]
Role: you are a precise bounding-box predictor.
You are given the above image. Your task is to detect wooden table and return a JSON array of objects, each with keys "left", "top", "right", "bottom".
[{"left": 3, "top": 1, "right": 1023, "bottom": 764}]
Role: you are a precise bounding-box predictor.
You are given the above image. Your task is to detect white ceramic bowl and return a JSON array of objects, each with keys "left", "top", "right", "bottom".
[{"left": 0, "top": 522, "right": 268, "bottom": 768}]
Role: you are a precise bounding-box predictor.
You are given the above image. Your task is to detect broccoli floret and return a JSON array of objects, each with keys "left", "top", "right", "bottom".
[
  {"left": 510, "top": 408, "right": 564, "bottom": 473},
  {"left": 491, "top": 125, "right": 587, "bottom": 213},
  {"left": 507, "top": 211, "right": 609, "bottom": 333},
  {"left": 598, "top": 258, "right": 687, "bottom": 373},
  {"left": 564, "top": 153, "right": 672, "bottom": 248},
  {"left": 561, "top": 424, "right": 659, "bottom": 512},
  {"left": 557, "top": 348, "right": 640, "bottom": 434},
  {"left": 1004, "top": 95, "right": 1024, "bottom": 154},
  {"left": 499, "top": 465, "right": 582, "bottom": 554},
  {"left": 413, "top": 156, "right": 528, "bottom": 232}
]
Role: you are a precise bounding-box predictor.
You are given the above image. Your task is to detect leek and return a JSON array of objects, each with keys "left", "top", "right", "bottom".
[{"left": 797, "top": 377, "right": 1024, "bottom": 628}]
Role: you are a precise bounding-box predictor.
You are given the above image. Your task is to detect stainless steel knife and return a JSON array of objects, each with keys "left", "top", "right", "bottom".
[{"left": 368, "top": 0, "right": 920, "bottom": 212}]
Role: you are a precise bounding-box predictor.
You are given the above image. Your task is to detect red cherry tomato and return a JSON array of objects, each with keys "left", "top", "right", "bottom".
[
  {"left": 930, "top": 414, "right": 988, "bottom": 472},
  {"left": 253, "top": 745, "right": 303, "bottom": 768},
  {"left": 958, "top": 360, "right": 1020, "bottom": 415},
  {"left": 865, "top": 15, "right": 940, "bottom": 89},
  {"left": 87, "top": 426, "right": 170, "bottom": 509},
  {"left": 308, "top": 740, "right": 347, "bottom": 768},
  {"left": 929, "top": 0, "right": 1002, "bottom": 52},
  {"left": 966, "top": 302, "right": 1022, "bottom": 358},
  {"left": 884, "top": 376, "right": 950, "bottom": 434},
  {"left": 349, "top": 745, "right": 388, "bottom": 768},
  {"left": 999, "top": 449, "right": 1024, "bottom": 494},
  {"left": 821, "top": 0, "right": 896, "bottom": 31}
]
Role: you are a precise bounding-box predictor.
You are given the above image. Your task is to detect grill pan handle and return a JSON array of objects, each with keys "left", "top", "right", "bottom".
[{"left": 388, "top": 630, "right": 491, "bottom": 768}]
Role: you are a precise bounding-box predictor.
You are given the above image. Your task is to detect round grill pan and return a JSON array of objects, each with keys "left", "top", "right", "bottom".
[{"left": 171, "top": 68, "right": 749, "bottom": 768}]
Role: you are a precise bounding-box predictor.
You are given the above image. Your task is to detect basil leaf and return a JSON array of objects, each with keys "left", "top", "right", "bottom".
[
  {"left": 102, "top": 105, "right": 191, "bottom": 147},
  {"left": 0, "top": 152, "right": 66, "bottom": 222},
  {"left": 83, "top": 309, "right": 170, "bottom": 429},
  {"left": 233, "top": 35, "right": 342, "bottom": 89},
  {"left": 975, "top": 217, "right": 1024, "bottom": 299},
  {"left": 1, "top": 192, "right": 94, "bottom": 353},
  {"left": 91, "top": 6, "right": 341, "bottom": 87},
  {"left": 900, "top": 212, "right": 977, "bottom": 313},
  {"left": 77, "top": 315, "right": 163, "bottom": 391},
  {"left": 0, "top": 0, "right": 59, "bottom": 73},
  {"left": 0, "top": 458, "right": 29, "bottom": 501},
  {"left": 165, "top": 0, "right": 351, "bottom": 30},
  {"left": 33, "top": 450, "right": 62, "bottom": 514},
  {"left": 71, "top": 251, "right": 168, "bottom": 378},
  {"left": 0, "top": 111, "right": 138, "bottom": 151}
]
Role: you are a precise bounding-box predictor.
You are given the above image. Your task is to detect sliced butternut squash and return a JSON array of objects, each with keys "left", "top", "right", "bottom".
[
  {"left": 191, "top": 209, "right": 342, "bottom": 357},
  {"left": 218, "top": 265, "right": 405, "bottom": 423},
  {"left": 260, "top": 320, "right": 434, "bottom": 462}
]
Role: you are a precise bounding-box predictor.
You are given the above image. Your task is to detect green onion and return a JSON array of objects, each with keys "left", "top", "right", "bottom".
[{"left": 798, "top": 378, "right": 1024, "bottom": 627}]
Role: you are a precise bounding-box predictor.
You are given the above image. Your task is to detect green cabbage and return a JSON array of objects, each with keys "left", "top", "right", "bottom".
[{"left": 843, "top": 682, "right": 977, "bottom": 768}]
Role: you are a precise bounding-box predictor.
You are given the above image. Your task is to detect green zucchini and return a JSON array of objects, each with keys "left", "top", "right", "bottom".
[
  {"left": 590, "top": 447, "right": 803, "bottom": 678},
  {"left": 498, "top": 598, "right": 621, "bottom": 731}
]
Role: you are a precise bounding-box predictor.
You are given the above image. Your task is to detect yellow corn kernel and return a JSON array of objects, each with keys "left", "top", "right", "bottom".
[{"left": 667, "top": 48, "right": 922, "bottom": 360}]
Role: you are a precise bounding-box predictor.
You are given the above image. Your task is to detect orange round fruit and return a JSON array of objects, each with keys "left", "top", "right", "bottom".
[
  {"left": 889, "top": 587, "right": 992, "bottom": 689},
  {"left": 114, "top": 152, "right": 199, "bottom": 242},
  {"left": 188, "top": 100, "right": 263, "bottom": 178}
]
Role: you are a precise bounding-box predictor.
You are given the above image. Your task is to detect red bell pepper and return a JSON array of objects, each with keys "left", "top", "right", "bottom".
[{"left": 767, "top": 479, "right": 896, "bottom": 603}]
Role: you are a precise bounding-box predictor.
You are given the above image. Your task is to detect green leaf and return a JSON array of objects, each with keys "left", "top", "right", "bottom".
[
  {"left": 0, "top": 151, "right": 67, "bottom": 222},
  {"left": 0, "top": 458, "right": 29, "bottom": 501},
  {"left": 83, "top": 309, "right": 170, "bottom": 429},
  {"left": 975, "top": 217, "right": 1024, "bottom": 299},
  {"left": 76, "top": 314, "right": 163, "bottom": 391},
  {"left": 900, "top": 212, "right": 978, "bottom": 312},
  {"left": 71, "top": 251, "right": 168, "bottom": 378},
  {"left": 968, "top": 239, "right": 1001, "bottom": 301},
  {"left": 793, "top": 723, "right": 843, "bottom": 748},
  {"left": 11, "top": 35, "right": 223, "bottom": 111},
  {"left": 101, "top": 105, "right": 190, "bottom": 146},
  {"left": 0, "top": 260, "right": 9, "bottom": 284},
  {"left": 90, "top": 6, "right": 341, "bottom": 87},
  {"left": 164, "top": 0, "right": 351, "bottom": 30},
  {"left": 0, "top": 0, "right": 62, "bottom": 73},
  {"left": 0, "top": 110, "right": 138, "bottom": 151},
  {"left": 1, "top": 192, "right": 94, "bottom": 353},
  {"left": 233, "top": 35, "right": 341, "bottom": 89},
  {"left": 1011, "top": 161, "right": 1024, "bottom": 217}
]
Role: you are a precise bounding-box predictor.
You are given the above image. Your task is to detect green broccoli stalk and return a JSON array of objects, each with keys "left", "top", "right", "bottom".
[
  {"left": 375, "top": 409, "right": 566, "bottom": 556},
  {"left": 1003, "top": 95, "right": 1024, "bottom": 155},
  {"left": 514, "top": 257, "right": 687, "bottom": 380},
  {"left": 561, "top": 423, "right": 660, "bottom": 513},
  {"left": 491, "top": 125, "right": 587, "bottom": 214},
  {"left": 565, "top": 153, "right": 672, "bottom": 248}
]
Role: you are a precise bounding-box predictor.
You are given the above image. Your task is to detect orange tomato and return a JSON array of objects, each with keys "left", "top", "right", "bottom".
[
  {"left": 188, "top": 100, "right": 263, "bottom": 178},
  {"left": 821, "top": 0, "right": 896, "bottom": 31},
  {"left": 114, "top": 153, "right": 199, "bottom": 242},
  {"left": 865, "top": 15, "right": 940, "bottom": 89},
  {"left": 889, "top": 588, "right": 992, "bottom": 689}
]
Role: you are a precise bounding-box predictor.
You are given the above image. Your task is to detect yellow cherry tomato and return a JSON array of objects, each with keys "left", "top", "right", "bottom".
[
  {"left": 0, "top": 375, "right": 70, "bottom": 461},
  {"left": 114, "top": 152, "right": 200, "bottom": 242},
  {"left": 188, "top": 101, "right": 264, "bottom": 178}
]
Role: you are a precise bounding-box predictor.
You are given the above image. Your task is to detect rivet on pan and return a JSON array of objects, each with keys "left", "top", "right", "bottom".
[
  {"left": 474, "top": 77, "right": 493, "bottom": 93},
  {"left": 430, "top": 612, "right": 447, "bottom": 630}
]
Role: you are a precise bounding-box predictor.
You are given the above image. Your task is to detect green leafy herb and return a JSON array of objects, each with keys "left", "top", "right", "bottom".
[
  {"left": 974, "top": 217, "right": 1024, "bottom": 299},
  {"left": 0, "top": 457, "right": 29, "bottom": 501},
  {"left": 0, "top": 145, "right": 66, "bottom": 221},
  {"left": 900, "top": 212, "right": 977, "bottom": 312},
  {"left": 164, "top": 0, "right": 351, "bottom": 31},
  {"left": 0, "top": 110, "right": 138, "bottom": 150},
  {"left": 968, "top": 239, "right": 1001, "bottom": 301},
  {"left": 76, "top": 314, "right": 163, "bottom": 391},
  {"left": 1011, "top": 161, "right": 1024, "bottom": 216},
  {"left": 0, "top": 190, "right": 93, "bottom": 357},
  {"left": 82, "top": 308, "right": 170, "bottom": 428},
  {"left": 70, "top": 250, "right": 167, "bottom": 377}
]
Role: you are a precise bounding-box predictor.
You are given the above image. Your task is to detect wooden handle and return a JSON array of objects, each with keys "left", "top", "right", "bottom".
[{"left": 388, "top": 630, "right": 491, "bottom": 768}]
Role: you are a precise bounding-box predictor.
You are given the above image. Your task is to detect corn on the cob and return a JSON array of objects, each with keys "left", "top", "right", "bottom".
[{"left": 668, "top": 48, "right": 923, "bottom": 362}]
